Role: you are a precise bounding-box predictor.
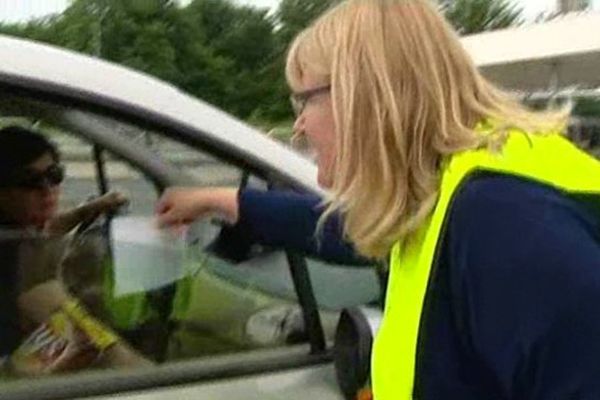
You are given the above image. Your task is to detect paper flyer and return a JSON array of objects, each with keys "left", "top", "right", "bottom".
[{"left": 110, "top": 216, "right": 187, "bottom": 296}]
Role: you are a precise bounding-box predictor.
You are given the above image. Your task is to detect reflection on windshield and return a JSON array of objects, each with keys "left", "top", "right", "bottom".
[
  {"left": 0, "top": 230, "right": 152, "bottom": 378},
  {"left": 0, "top": 97, "right": 382, "bottom": 400},
  {"left": 0, "top": 216, "right": 328, "bottom": 381}
]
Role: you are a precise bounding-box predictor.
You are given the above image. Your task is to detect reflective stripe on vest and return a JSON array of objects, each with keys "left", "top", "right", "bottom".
[{"left": 372, "top": 132, "right": 600, "bottom": 399}]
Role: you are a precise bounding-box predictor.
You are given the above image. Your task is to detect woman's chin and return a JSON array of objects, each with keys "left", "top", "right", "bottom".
[
  {"left": 317, "top": 170, "right": 334, "bottom": 189},
  {"left": 316, "top": 155, "right": 335, "bottom": 189}
]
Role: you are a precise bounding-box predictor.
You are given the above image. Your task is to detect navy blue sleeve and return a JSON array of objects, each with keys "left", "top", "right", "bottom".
[
  {"left": 209, "top": 188, "right": 371, "bottom": 266},
  {"left": 447, "top": 175, "right": 600, "bottom": 399}
]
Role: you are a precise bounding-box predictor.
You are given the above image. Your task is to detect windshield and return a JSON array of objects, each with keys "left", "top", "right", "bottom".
[
  {"left": 0, "top": 94, "right": 382, "bottom": 390},
  {"left": 0, "top": 219, "right": 322, "bottom": 377}
]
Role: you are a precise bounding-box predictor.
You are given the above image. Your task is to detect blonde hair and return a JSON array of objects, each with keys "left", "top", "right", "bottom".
[{"left": 286, "top": 0, "right": 570, "bottom": 259}]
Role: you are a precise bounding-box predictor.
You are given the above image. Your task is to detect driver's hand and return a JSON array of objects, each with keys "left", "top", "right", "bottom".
[
  {"left": 87, "top": 191, "right": 129, "bottom": 215},
  {"left": 45, "top": 191, "right": 128, "bottom": 235},
  {"left": 156, "top": 187, "right": 239, "bottom": 228}
]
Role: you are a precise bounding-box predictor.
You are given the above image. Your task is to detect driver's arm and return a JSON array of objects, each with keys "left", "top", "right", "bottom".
[
  {"left": 15, "top": 280, "right": 151, "bottom": 375},
  {"left": 44, "top": 192, "right": 128, "bottom": 235}
]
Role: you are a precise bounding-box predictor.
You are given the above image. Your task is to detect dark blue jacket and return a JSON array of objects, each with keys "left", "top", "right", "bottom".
[{"left": 213, "top": 173, "right": 600, "bottom": 399}]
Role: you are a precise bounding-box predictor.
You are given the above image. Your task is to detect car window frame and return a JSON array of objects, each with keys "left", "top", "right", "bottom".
[
  {"left": 1, "top": 346, "right": 331, "bottom": 400},
  {"left": 0, "top": 74, "right": 311, "bottom": 190},
  {"left": 0, "top": 76, "right": 336, "bottom": 399}
]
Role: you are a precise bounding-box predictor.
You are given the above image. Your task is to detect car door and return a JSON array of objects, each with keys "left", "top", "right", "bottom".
[{"left": 0, "top": 54, "right": 379, "bottom": 400}]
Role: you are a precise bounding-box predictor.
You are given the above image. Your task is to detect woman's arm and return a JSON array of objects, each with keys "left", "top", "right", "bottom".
[{"left": 157, "top": 187, "right": 371, "bottom": 265}]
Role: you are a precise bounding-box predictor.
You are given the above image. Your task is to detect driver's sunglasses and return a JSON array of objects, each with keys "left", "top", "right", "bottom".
[
  {"left": 5, "top": 164, "right": 65, "bottom": 190},
  {"left": 290, "top": 85, "right": 331, "bottom": 116}
]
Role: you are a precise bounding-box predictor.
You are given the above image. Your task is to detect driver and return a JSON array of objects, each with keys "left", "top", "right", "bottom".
[{"left": 0, "top": 125, "right": 149, "bottom": 376}]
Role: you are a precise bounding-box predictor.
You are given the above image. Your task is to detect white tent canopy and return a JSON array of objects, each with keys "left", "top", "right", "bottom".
[{"left": 461, "top": 13, "right": 600, "bottom": 93}]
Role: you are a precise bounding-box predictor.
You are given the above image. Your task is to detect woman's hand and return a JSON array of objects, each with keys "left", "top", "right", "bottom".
[{"left": 156, "top": 187, "right": 239, "bottom": 228}]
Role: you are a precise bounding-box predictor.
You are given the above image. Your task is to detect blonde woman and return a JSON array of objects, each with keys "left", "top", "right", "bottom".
[{"left": 157, "top": 0, "right": 600, "bottom": 398}]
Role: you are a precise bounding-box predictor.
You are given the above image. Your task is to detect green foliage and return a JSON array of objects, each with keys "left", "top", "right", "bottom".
[
  {"left": 0, "top": 0, "right": 550, "bottom": 125},
  {"left": 574, "top": 98, "right": 600, "bottom": 117},
  {"left": 275, "top": 0, "right": 340, "bottom": 46},
  {"left": 440, "top": 0, "right": 523, "bottom": 34},
  {"left": 179, "top": 0, "right": 278, "bottom": 117}
]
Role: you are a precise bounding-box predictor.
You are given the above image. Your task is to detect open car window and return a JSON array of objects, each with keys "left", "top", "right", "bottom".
[{"left": 0, "top": 91, "right": 380, "bottom": 398}]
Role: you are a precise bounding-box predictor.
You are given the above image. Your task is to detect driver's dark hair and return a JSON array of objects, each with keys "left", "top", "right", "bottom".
[{"left": 0, "top": 125, "right": 60, "bottom": 178}]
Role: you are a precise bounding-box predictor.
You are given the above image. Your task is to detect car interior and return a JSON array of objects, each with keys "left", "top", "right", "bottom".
[{"left": 0, "top": 90, "right": 382, "bottom": 391}]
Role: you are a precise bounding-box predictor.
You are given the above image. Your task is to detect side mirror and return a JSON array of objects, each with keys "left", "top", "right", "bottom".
[{"left": 333, "top": 306, "right": 382, "bottom": 400}]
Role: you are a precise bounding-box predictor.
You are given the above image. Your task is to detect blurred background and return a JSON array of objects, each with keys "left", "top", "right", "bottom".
[{"left": 0, "top": 0, "right": 598, "bottom": 143}]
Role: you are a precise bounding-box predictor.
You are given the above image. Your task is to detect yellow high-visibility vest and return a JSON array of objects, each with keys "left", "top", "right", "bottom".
[{"left": 372, "top": 130, "right": 600, "bottom": 399}]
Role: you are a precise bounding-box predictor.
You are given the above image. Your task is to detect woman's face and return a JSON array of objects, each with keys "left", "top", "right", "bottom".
[
  {"left": 292, "top": 75, "right": 336, "bottom": 188},
  {"left": 0, "top": 153, "right": 62, "bottom": 228}
]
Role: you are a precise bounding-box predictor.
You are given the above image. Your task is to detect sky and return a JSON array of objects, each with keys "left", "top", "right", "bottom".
[{"left": 0, "top": 0, "right": 599, "bottom": 23}]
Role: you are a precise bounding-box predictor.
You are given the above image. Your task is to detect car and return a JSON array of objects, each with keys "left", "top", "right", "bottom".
[
  {"left": 2, "top": 13, "right": 599, "bottom": 400},
  {"left": 0, "top": 33, "right": 381, "bottom": 400}
]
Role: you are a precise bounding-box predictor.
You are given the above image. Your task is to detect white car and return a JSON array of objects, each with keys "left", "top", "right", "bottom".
[{"left": 0, "top": 35, "right": 381, "bottom": 400}]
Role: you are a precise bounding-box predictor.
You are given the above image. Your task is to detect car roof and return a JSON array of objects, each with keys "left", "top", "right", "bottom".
[{"left": 0, "top": 34, "right": 321, "bottom": 194}]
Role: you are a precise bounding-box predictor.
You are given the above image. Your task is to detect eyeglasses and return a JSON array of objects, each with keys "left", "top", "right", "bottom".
[
  {"left": 3, "top": 164, "right": 65, "bottom": 190},
  {"left": 290, "top": 85, "right": 331, "bottom": 116}
]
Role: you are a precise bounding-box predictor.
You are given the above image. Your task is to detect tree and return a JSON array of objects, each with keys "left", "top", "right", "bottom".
[
  {"left": 95, "top": 0, "right": 180, "bottom": 82},
  {"left": 0, "top": 0, "right": 183, "bottom": 84},
  {"left": 275, "top": 0, "right": 339, "bottom": 46},
  {"left": 247, "top": 0, "right": 342, "bottom": 122},
  {"left": 176, "top": 0, "right": 278, "bottom": 118},
  {"left": 440, "top": 0, "right": 523, "bottom": 35},
  {"left": 166, "top": 0, "right": 235, "bottom": 110},
  {"left": 0, "top": 0, "right": 530, "bottom": 125}
]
